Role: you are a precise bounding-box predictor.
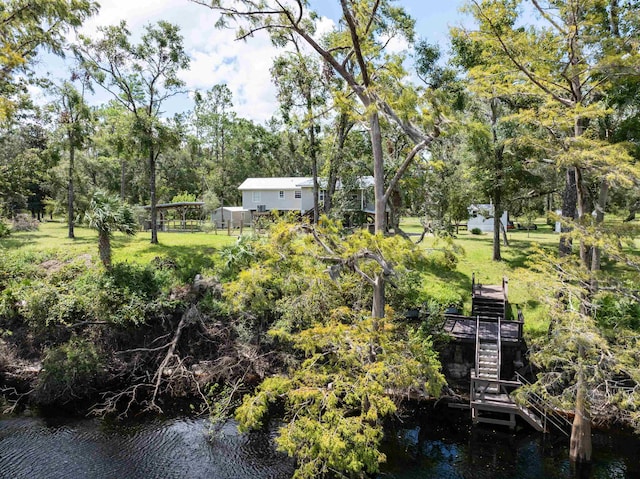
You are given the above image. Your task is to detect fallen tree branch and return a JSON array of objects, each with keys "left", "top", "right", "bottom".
[{"left": 148, "top": 305, "right": 200, "bottom": 412}]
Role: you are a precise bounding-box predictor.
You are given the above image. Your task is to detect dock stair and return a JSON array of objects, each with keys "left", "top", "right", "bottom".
[{"left": 469, "top": 276, "right": 571, "bottom": 435}]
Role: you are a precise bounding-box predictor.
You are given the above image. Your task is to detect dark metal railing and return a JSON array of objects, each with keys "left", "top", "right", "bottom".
[
  {"left": 514, "top": 372, "right": 572, "bottom": 436},
  {"left": 497, "top": 315, "right": 502, "bottom": 380},
  {"left": 474, "top": 315, "right": 480, "bottom": 378},
  {"left": 502, "top": 276, "right": 508, "bottom": 319}
]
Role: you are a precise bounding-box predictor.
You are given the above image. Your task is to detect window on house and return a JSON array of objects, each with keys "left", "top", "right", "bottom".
[
  {"left": 279, "top": 190, "right": 285, "bottom": 199},
  {"left": 295, "top": 190, "right": 301, "bottom": 199},
  {"left": 252, "top": 191, "right": 261, "bottom": 203},
  {"left": 319, "top": 190, "right": 326, "bottom": 202}
]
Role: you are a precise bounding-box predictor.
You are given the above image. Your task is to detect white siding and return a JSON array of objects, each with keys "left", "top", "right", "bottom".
[
  {"left": 300, "top": 188, "right": 314, "bottom": 213},
  {"left": 242, "top": 190, "right": 302, "bottom": 211}
]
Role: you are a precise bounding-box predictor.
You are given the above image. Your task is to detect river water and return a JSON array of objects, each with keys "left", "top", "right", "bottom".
[{"left": 0, "top": 407, "right": 638, "bottom": 479}]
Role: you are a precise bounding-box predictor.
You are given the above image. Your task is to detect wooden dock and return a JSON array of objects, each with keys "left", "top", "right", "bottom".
[
  {"left": 442, "top": 276, "right": 570, "bottom": 435},
  {"left": 470, "top": 375, "right": 545, "bottom": 431},
  {"left": 443, "top": 314, "right": 523, "bottom": 343},
  {"left": 447, "top": 276, "right": 546, "bottom": 431}
]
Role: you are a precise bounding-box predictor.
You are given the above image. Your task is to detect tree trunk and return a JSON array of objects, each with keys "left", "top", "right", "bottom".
[
  {"left": 574, "top": 166, "right": 592, "bottom": 269},
  {"left": 68, "top": 134, "right": 75, "bottom": 239},
  {"left": 492, "top": 193, "right": 501, "bottom": 261},
  {"left": 560, "top": 10, "right": 585, "bottom": 257},
  {"left": 500, "top": 220, "right": 509, "bottom": 246},
  {"left": 369, "top": 110, "right": 386, "bottom": 233},
  {"left": 220, "top": 121, "right": 227, "bottom": 224},
  {"left": 98, "top": 231, "right": 111, "bottom": 269},
  {"left": 559, "top": 166, "right": 577, "bottom": 256},
  {"left": 120, "top": 159, "right": 126, "bottom": 201},
  {"left": 220, "top": 192, "right": 225, "bottom": 225},
  {"left": 310, "top": 123, "right": 319, "bottom": 224},
  {"left": 591, "top": 180, "right": 609, "bottom": 272},
  {"left": 325, "top": 113, "right": 350, "bottom": 214},
  {"left": 570, "top": 366, "right": 592, "bottom": 464},
  {"left": 490, "top": 100, "right": 503, "bottom": 261},
  {"left": 150, "top": 148, "right": 158, "bottom": 244},
  {"left": 305, "top": 93, "right": 320, "bottom": 224},
  {"left": 389, "top": 189, "right": 403, "bottom": 235},
  {"left": 372, "top": 276, "right": 385, "bottom": 319}
]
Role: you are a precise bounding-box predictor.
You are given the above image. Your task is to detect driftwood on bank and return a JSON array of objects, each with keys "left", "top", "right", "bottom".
[{"left": 93, "top": 305, "right": 204, "bottom": 417}]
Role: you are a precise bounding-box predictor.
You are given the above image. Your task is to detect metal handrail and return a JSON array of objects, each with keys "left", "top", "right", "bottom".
[
  {"left": 514, "top": 372, "right": 572, "bottom": 436},
  {"left": 474, "top": 315, "right": 480, "bottom": 378},
  {"left": 445, "top": 313, "right": 523, "bottom": 324},
  {"left": 497, "top": 315, "right": 502, "bottom": 382},
  {"left": 471, "top": 314, "right": 481, "bottom": 407},
  {"left": 471, "top": 374, "right": 522, "bottom": 402},
  {"left": 472, "top": 272, "right": 476, "bottom": 297},
  {"left": 470, "top": 374, "right": 567, "bottom": 434},
  {"left": 502, "top": 277, "right": 509, "bottom": 320}
]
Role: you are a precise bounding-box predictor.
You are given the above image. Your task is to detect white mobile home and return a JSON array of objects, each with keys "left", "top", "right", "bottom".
[{"left": 238, "top": 177, "right": 375, "bottom": 216}]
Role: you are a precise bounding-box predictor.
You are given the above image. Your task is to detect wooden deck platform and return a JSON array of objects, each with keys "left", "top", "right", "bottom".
[
  {"left": 443, "top": 315, "right": 523, "bottom": 343},
  {"left": 473, "top": 284, "right": 504, "bottom": 300},
  {"left": 470, "top": 375, "right": 546, "bottom": 431}
]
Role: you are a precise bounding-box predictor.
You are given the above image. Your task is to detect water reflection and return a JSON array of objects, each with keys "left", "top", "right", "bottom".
[
  {"left": 0, "top": 408, "right": 638, "bottom": 479},
  {"left": 0, "top": 416, "right": 293, "bottom": 479},
  {"left": 377, "top": 407, "right": 638, "bottom": 479}
]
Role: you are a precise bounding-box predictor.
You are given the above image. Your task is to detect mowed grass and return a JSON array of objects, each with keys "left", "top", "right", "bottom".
[
  {"left": 0, "top": 220, "right": 237, "bottom": 274},
  {"left": 3, "top": 217, "right": 637, "bottom": 339},
  {"left": 405, "top": 216, "right": 640, "bottom": 338},
  {"left": 406, "top": 220, "right": 563, "bottom": 337}
]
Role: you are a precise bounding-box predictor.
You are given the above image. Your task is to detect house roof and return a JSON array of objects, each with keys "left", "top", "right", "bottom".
[
  {"left": 143, "top": 201, "right": 204, "bottom": 210},
  {"left": 468, "top": 203, "right": 493, "bottom": 212},
  {"left": 238, "top": 177, "right": 312, "bottom": 190},
  {"left": 238, "top": 176, "right": 375, "bottom": 190},
  {"left": 216, "top": 206, "right": 248, "bottom": 212}
]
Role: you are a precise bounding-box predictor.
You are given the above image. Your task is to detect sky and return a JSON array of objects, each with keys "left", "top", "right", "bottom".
[{"left": 33, "top": 0, "right": 467, "bottom": 123}]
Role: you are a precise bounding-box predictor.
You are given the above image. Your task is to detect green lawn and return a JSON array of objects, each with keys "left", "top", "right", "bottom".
[
  {"left": 0, "top": 220, "right": 237, "bottom": 270},
  {"left": 404, "top": 220, "right": 564, "bottom": 337},
  {"left": 3, "top": 217, "right": 636, "bottom": 339},
  {"left": 403, "top": 216, "right": 640, "bottom": 337}
]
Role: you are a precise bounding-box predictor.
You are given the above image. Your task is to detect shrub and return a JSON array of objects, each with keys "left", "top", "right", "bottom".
[
  {"left": 470, "top": 227, "right": 483, "bottom": 235},
  {"left": 419, "top": 281, "right": 464, "bottom": 309},
  {"left": 14, "top": 258, "right": 174, "bottom": 329},
  {"left": 11, "top": 214, "right": 39, "bottom": 232},
  {"left": 595, "top": 293, "right": 640, "bottom": 331},
  {"left": 94, "top": 262, "right": 174, "bottom": 325},
  {"left": 101, "top": 262, "right": 168, "bottom": 299},
  {"left": 35, "top": 337, "right": 103, "bottom": 404},
  {"left": 19, "top": 276, "right": 96, "bottom": 328},
  {"left": 0, "top": 218, "right": 10, "bottom": 237}
]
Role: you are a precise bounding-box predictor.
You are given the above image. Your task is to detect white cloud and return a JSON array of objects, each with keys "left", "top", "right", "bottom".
[
  {"left": 81, "top": 0, "right": 181, "bottom": 33},
  {"left": 383, "top": 34, "right": 410, "bottom": 55},
  {"left": 180, "top": 15, "right": 282, "bottom": 123},
  {"left": 36, "top": 1, "right": 339, "bottom": 124}
]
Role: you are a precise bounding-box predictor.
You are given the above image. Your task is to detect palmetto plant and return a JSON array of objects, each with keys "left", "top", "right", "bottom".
[{"left": 85, "top": 191, "right": 137, "bottom": 269}]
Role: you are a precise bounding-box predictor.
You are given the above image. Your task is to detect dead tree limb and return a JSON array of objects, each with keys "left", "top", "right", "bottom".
[{"left": 147, "top": 305, "right": 200, "bottom": 412}]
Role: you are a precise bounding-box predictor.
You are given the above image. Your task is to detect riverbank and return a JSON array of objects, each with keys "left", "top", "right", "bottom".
[{"left": 2, "top": 219, "right": 639, "bottom": 478}]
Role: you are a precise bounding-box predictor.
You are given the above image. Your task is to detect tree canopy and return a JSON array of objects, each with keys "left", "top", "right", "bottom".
[{"left": 0, "top": 0, "right": 98, "bottom": 119}]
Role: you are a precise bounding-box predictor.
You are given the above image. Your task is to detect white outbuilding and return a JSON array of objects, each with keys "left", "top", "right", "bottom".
[
  {"left": 210, "top": 206, "right": 250, "bottom": 228},
  {"left": 467, "top": 204, "right": 509, "bottom": 232}
]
